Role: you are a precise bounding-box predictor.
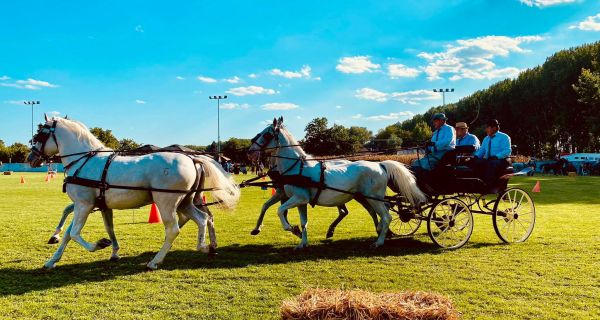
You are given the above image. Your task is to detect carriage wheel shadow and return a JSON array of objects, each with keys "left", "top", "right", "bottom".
[{"left": 0, "top": 237, "right": 500, "bottom": 297}]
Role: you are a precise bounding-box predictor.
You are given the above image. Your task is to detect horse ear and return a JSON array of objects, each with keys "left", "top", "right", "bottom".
[
  {"left": 44, "top": 113, "right": 49, "bottom": 122},
  {"left": 64, "top": 115, "right": 69, "bottom": 119},
  {"left": 272, "top": 117, "right": 277, "bottom": 127},
  {"left": 278, "top": 116, "right": 283, "bottom": 125}
]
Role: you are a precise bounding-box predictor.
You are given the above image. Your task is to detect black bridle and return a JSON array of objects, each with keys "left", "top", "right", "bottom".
[{"left": 30, "top": 120, "right": 59, "bottom": 162}]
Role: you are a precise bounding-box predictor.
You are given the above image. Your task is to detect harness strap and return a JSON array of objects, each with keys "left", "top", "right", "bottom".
[
  {"left": 309, "top": 161, "right": 326, "bottom": 207},
  {"left": 96, "top": 153, "right": 117, "bottom": 211}
]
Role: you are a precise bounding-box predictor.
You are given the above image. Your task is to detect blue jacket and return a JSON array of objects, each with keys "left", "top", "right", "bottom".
[
  {"left": 430, "top": 123, "right": 456, "bottom": 153},
  {"left": 474, "top": 131, "right": 511, "bottom": 159},
  {"left": 456, "top": 133, "right": 480, "bottom": 150}
]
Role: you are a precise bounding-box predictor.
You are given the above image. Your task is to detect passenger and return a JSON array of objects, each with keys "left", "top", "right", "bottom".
[
  {"left": 473, "top": 119, "right": 512, "bottom": 182},
  {"left": 455, "top": 122, "right": 480, "bottom": 151},
  {"left": 412, "top": 113, "right": 456, "bottom": 175}
]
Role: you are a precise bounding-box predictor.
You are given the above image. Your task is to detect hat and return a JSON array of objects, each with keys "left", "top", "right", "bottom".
[
  {"left": 455, "top": 122, "right": 468, "bottom": 129},
  {"left": 486, "top": 119, "right": 499, "bottom": 127},
  {"left": 431, "top": 113, "right": 448, "bottom": 121}
]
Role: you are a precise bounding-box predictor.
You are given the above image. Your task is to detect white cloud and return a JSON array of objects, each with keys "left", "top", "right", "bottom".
[
  {"left": 223, "top": 76, "right": 241, "bottom": 83},
  {"left": 269, "top": 65, "right": 316, "bottom": 79},
  {"left": 197, "top": 76, "right": 218, "bottom": 83},
  {"left": 135, "top": 99, "right": 146, "bottom": 104},
  {"left": 366, "top": 111, "right": 415, "bottom": 121},
  {"left": 418, "top": 35, "right": 543, "bottom": 80},
  {"left": 352, "top": 114, "right": 363, "bottom": 119},
  {"left": 261, "top": 102, "right": 299, "bottom": 110},
  {"left": 355, "top": 88, "right": 389, "bottom": 102},
  {"left": 176, "top": 76, "right": 185, "bottom": 80},
  {"left": 220, "top": 102, "right": 250, "bottom": 110},
  {"left": 226, "top": 85, "right": 277, "bottom": 96},
  {"left": 569, "top": 13, "right": 600, "bottom": 31},
  {"left": 388, "top": 64, "right": 421, "bottom": 78},
  {"left": 3, "top": 100, "right": 24, "bottom": 105},
  {"left": 135, "top": 25, "right": 144, "bottom": 33},
  {"left": 248, "top": 73, "right": 258, "bottom": 78},
  {"left": 520, "top": 0, "right": 576, "bottom": 7},
  {"left": 336, "top": 56, "right": 381, "bottom": 74},
  {"left": 335, "top": 105, "right": 343, "bottom": 109},
  {"left": 0, "top": 75, "right": 9, "bottom": 81},
  {"left": 356, "top": 88, "right": 441, "bottom": 105},
  {"left": 0, "top": 78, "right": 58, "bottom": 90}
]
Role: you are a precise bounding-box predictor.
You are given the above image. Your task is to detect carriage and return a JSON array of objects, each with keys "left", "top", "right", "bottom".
[{"left": 385, "top": 146, "right": 536, "bottom": 249}]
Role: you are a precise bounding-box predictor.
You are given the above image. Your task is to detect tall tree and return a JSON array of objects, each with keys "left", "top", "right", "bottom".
[{"left": 90, "top": 127, "right": 120, "bottom": 149}]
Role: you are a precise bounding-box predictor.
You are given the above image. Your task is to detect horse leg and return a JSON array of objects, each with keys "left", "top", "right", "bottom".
[
  {"left": 69, "top": 202, "right": 110, "bottom": 252},
  {"left": 177, "top": 200, "right": 209, "bottom": 253},
  {"left": 367, "top": 199, "right": 392, "bottom": 248},
  {"left": 326, "top": 205, "right": 349, "bottom": 239},
  {"left": 252, "top": 189, "right": 284, "bottom": 235},
  {"left": 355, "top": 197, "right": 380, "bottom": 235},
  {"left": 277, "top": 194, "right": 308, "bottom": 235},
  {"left": 147, "top": 196, "right": 182, "bottom": 270},
  {"left": 178, "top": 212, "right": 191, "bottom": 228},
  {"left": 101, "top": 209, "right": 120, "bottom": 261},
  {"left": 48, "top": 203, "right": 74, "bottom": 244},
  {"left": 44, "top": 220, "right": 74, "bottom": 269},
  {"left": 296, "top": 204, "right": 309, "bottom": 249},
  {"left": 204, "top": 206, "right": 218, "bottom": 253}
]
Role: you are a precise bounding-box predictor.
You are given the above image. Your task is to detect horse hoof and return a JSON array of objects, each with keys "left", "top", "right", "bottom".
[
  {"left": 325, "top": 231, "right": 334, "bottom": 239},
  {"left": 198, "top": 245, "right": 210, "bottom": 253},
  {"left": 47, "top": 235, "right": 60, "bottom": 244},
  {"left": 109, "top": 255, "right": 121, "bottom": 262},
  {"left": 208, "top": 246, "right": 217, "bottom": 255},
  {"left": 294, "top": 244, "right": 307, "bottom": 251},
  {"left": 386, "top": 230, "right": 395, "bottom": 239},
  {"left": 96, "top": 238, "right": 112, "bottom": 249},
  {"left": 42, "top": 262, "right": 56, "bottom": 270},
  {"left": 291, "top": 225, "right": 302, "bottom": 238},
  {"left": 250, "top": 229, "right": 260, "bottom": 236},
  {"left": 146, "top": 263, "right": 158, "bottom": 271},
  {"left": 370, "top": 242, "right": 382, "bottom": 249}
]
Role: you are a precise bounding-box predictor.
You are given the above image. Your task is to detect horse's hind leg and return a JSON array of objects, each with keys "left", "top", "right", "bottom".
[
  {"left": 326, "top": 205, "right": 349, "bottom": 239},
  {"left": 178, "top": 199, "right": 211, "bottom": 253},
  {"left": 147, "top": 195, "right": 182, "bottom": 270},
  {"left": 48, "top": 203, "right": 74, "bottom": 244},
  {"left": 367, "top": 199, "right": 392, "bottom": 248},
  {"left": 101, "top": 209, "right": 120, "bottom": 261}
]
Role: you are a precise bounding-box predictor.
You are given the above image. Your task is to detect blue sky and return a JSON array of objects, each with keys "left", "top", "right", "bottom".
[{"left": 1, "top": 0, "right": 600, "bottom": 146}]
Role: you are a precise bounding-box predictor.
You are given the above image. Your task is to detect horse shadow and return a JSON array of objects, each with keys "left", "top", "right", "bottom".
[{"left": 0, "top": 237, "right": 498, "bottom": 297}]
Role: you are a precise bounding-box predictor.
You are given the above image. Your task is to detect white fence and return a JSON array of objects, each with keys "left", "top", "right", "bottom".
[{"left": 0, "top": 163, "right": 64, "bottom": 173}]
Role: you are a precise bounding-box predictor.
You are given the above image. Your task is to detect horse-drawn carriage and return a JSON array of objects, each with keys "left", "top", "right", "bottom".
[{"left": 386, "top": 146, "right": 536, "bottom": 249}]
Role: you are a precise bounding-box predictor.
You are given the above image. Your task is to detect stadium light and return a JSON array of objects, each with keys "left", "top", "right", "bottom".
[
  {"left": 24, "top": 100, "right": 40, "bottom": 144},
  {"left": 433, "top": 88, "right": 454, "bottom": 107},
  {"left": 208, "top": 95, "right": 228, "bottom": 158}
]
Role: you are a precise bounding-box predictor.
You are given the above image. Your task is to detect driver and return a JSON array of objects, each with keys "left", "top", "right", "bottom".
[{"left": 411, "top": 113, "right": 456, "bottom": 175}]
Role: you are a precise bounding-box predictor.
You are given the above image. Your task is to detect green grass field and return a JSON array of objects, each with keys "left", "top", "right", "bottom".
[{"left": 0, "top": 173, "right": 598, "bottom": 319}]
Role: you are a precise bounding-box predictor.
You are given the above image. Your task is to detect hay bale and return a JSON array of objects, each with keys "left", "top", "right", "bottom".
[{"left": 281, "top": 289, "right": 460, "bottom": 320}]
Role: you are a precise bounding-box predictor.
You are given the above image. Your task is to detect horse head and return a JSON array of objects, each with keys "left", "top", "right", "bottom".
[
  {"left": 27, "top": 115, "right": 60, "bottom": 167},
  {"left": 247, "top": 117, "right": 285, "bottom": 162}
]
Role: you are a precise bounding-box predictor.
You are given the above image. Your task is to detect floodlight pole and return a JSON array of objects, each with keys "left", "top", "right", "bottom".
[
  {"left": 209, "top": 95, "right": 228, "bottom": 158},
  {"left": 433, "top": 88, "right": 454, "bottom": 107},
  {"left": 24, "top": 100, "right": 40, "bottom": 144}
]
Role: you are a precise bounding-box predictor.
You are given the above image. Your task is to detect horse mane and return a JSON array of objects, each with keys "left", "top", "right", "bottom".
[
  {"left": 55, "top": 118, "right": 109, "bottom": 150},
  {"left": 278, "top": 125, "right": 307, "bottom": 157}
]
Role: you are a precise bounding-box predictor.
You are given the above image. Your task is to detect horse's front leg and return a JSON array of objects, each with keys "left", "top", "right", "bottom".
[
  {"left": 326, "top": 205, "right": 349, "bottom": 239},
  {"left": 48, "top": 203, "right": 75, "bottom": 244},
  {"left": 251, "top": 188, "right": 285, "bottom": 235},
  {"left": 277, "top": 192, "right": 308, "bottom": 236},
  {"left": 69, "top": 203, "right": 111, "bottom": 252},
  {"left": 101, "top": 209, "right": 120, "bottom": 261},
  {"left": 44, "top": 220, "right": 74, "bottom": 269}
]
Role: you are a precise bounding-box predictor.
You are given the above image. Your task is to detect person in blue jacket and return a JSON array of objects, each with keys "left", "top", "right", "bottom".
[
  {"left": 455, "top": 122, "right": 480, "bottom": 151},
  {"left": 473, "top": 119, "right": 512, "bottom": 182},
  {"left": 412, "top": 113, "right": 456, "bottom": 173}
]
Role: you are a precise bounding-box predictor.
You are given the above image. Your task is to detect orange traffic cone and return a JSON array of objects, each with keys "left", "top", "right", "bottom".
[
  {"left": 148, "top": 203, "right": 161, "bottom": 224},
  {"left": 271, "top": 188, "right": 276, "bottom": 196},
  {"left": 45, "top": 175, "right": 50, "bottom": 182},
  {"left": 20, "top": 176, "right": 25, "bottom": 184},
  {"left": 202, "top": 194, "right": 207, "bottom": 205},
  {"left": 532, "top": 181, "right": 541, "bottom": 193}
]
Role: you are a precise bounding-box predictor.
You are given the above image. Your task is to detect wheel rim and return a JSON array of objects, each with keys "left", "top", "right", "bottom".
[
  {"left": 494, "top": 188, "right": 535, "bottom": 243},
  {"left": 428, "top": 198, "right": 473, "bottom": 249}
]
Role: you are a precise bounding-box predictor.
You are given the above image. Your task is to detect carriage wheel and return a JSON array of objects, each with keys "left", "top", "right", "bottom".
[
  {"left": 427, "top": 198, "right": 473, "bottom": 249},
  {"left": 389, "top": 213, "right": 422, "bottom": 237},
  {"left": 493, "top": 188, "right": 536, "bottom": 243}
]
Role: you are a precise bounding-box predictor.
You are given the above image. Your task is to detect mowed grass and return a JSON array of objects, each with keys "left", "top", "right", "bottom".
[{"left": 0, "top": 173, "right": 599, "bottom": 319}]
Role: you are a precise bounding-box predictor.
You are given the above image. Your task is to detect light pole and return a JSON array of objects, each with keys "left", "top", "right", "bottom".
[
  {"left": 208, "top": 95, "right": 227, "bottom": 158},
  {"left": 433, "top": 88, "right": 454, "bottom": 107},
  {"left": 24, "top": 100, "right": 40, "bottom": 144}
]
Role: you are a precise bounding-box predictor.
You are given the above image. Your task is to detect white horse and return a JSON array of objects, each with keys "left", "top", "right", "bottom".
[
  {"left": 28, "top": 116, "right": 240, "bottom": 269},
  {"left": 247, "top": 117, "right": 425, "bottom": 249}
]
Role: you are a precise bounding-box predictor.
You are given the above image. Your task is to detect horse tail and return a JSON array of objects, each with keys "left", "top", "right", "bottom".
[
  {"left": 380, "top": 160, "right": 426, "bottom": 205},
  {"left": 194, "top": 155, "right": 241, "bottom": 209}
]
